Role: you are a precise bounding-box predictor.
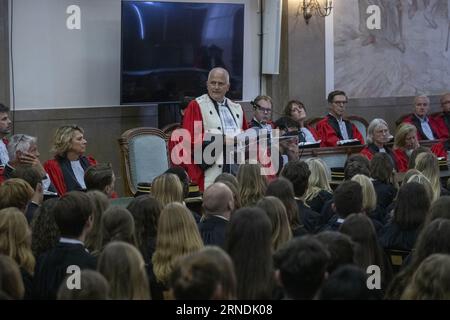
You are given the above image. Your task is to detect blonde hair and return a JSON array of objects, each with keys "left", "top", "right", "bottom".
[
  {"left": 0, "top": 207, "right": 35, "bottom": 275},
  {"left": 152, "top": 173, "right": 184, "bottom": 207},
  {"left": 415, "top": 152, "right": 441, "bottom": 202},
  {"left": 98, "top": 241, "right": 150, "bottom": 300},
  {"left": 304, "top": 158, "right": 332, "bottom": 202},
  {"left": 0, "top": 178, "right": 34, "bottom": 212},
  {"left": 0, "top": 254, "right": 25, "bottom": 300},
  {"left": 351, "top": 174, "right": 377, "bottom": 213},
  {"left": 51, "top": 125, "right": 84, "bottom": 156},
  {"left": 152, "top": 202, "right": 204, "bottom": 285},
  {"left": 237, "top": 163, "right": 268, "bottom": 207},
  {"left": 401, "top": 253, "right": 450, "bottom": 300},
  {"left": 394, "top": 123, "right": 417, "bottom": 149}
]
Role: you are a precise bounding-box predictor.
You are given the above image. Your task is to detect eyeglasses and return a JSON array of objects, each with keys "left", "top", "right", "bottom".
[{"left": 254, "top": 104, "right": 272, "bottom": 113}]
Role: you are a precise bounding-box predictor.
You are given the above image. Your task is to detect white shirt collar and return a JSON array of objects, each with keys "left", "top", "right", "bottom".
[{"left": 59, "top": 237, "right": 84, "bottom": 246}]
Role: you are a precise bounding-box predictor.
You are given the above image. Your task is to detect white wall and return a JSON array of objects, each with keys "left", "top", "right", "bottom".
[{"left": 10, "top": 0, "right": 260, "bottom": 110}]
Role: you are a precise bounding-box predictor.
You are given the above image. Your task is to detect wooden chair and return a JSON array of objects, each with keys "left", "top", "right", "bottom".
[
  {"left": 161, "top": 122, "right": 182, "bottom": 139},
  {"left": 347, "top": 115, "right": 369, "bottom": 140},
  {"left": 118, "top": 127, "right": 169, "bottom": 196},
  {"left": 305, "top": 117, "right": 323, "bottom": 129},
  {"left": 395, "top": 113, "right": 413, "bottom": 127}
]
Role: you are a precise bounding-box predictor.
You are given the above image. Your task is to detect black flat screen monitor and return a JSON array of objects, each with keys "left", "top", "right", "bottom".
[{"left": 121, "top": 1, "right": 244, "bottom": 104}]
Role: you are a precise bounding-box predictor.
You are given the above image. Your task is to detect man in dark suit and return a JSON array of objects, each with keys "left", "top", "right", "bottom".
[
  {"left": 33, "top": 191, "right": 96, "bottom": 299},
  {"left": 198, "top": 182, "right": 234, "bottom": 247}
]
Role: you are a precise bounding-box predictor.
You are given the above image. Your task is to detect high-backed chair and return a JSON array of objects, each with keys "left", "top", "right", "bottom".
[
  {"left": 161, "top": 122, "right": 182, "bottom": 138},
  {"left": 347, "top": 115, "right": 369, "bottom": 141},
  {"left": 395, "top": 113, "right": 413, "bottom": 128},
  {"left": 118, "top": 127, "right": 169, "bottom": 196},
  {"left": 305, "top": 117, "right": 323, "bottom": 129}
]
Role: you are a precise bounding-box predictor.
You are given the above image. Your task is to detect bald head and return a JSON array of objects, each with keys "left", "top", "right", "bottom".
[
  {"left": 202, "top": 182, "right": 234, "bottom": 218},
  {"left": 207, "top": 68, "right": 230, "bottom": 102}
]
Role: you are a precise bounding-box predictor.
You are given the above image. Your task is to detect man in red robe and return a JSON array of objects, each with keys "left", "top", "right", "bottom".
[
  {"left": 316, "top": 90, "right": 364, "bottom": 147},
  {"left": 180, "top": 67, "right": 248, "bottom": 191},
  {"left": 402, "top": 95, "right": 447, "bottom": 140},
  {"left": 432, "top": 92, "right": 450, "bottom": 140}
]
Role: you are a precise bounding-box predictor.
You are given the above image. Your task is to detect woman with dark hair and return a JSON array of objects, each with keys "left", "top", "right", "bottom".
[
  {"left": 127, "top": 196, "right": 162, "bottom": 266},
  {"left": 30, "top": 198, "right": 60, "bottom": 258},
  {"left": 340, "top": 213, "right": 393, "bottom": 289},
  {"left": 283, "top": 100, "right": 320, "bottom": 143},
  {"left": 44, "top": 125, "right": 97, "bottom": 195},
  {"left": 225, "top": 207, "right": 275, "bottom": 300},
  {"left": 266, "top": 178, "right": 307, "bottom": 237},
  {"left": 379, "top": 182, "right": 430, "bottom": 251},
  {"left": 369, "top": 153, "right": 397, "bottom": 211},
  {"left": 385, "top": 219, "right": 450, "bottom": 299}
]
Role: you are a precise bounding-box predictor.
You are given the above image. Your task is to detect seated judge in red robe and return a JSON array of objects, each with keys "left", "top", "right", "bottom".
[
  {"left": 44, "top": 125, "right": 96, "bottom": 195},
  {"left": 181, "top": 67, "right": 248, "bottom": 191},
  {"left": 361, "top": 118, "right": 397, "bottom": 171},
  {"left": 431, "top": 139, "right": 450, "bottom": 159},
  {"left": 432, "top": 92, "right": 450, "bottom": 140},
  {"left": 316, "top": 90, "right": 365, "bottom": 147},
  {"left": 283, "top": 100, "right": 320, "bottom": 143},
  {"left": 402, "top": 95, "right": 448, "bottom": 141},
  {"left": 393, "top": 123, "right": 420, "bottom": 172}
]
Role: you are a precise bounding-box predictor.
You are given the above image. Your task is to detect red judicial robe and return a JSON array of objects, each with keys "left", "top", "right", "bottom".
[
  {"left": 182, "top": 96, "right": 248, "bottom": 191},
  {"left": 316, "top": 115, "right": 364, "bottom": 147},
  {"left": 44, "top": 155, "right": 97, "bottom": 196},
  {"left": 402, "top": 114, "right": 448, "bottom": 140},
  {"left": 393, "top": 148, "right": 409, "bottom": 173},
  {"left": 432, "top": 112, "right": 450, "bottom": 139},
  {"left": 431, "top": 140, "right": 450, "bottom": 159},
  {"left": 360, "top": 144, "right": 398, "bottom": 171}
]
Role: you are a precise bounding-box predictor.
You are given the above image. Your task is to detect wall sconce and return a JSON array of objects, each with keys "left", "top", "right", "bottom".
[{"left": 298, "top": 0, "right": 333, "bottom": 24}]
